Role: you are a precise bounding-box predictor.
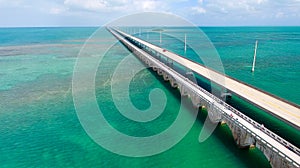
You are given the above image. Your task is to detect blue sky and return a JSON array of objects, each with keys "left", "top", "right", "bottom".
[{"left": 0, "top": 0, "right": 300, "bottom": 27}]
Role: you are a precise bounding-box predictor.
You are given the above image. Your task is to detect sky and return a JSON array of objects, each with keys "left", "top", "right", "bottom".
[{"left": 0, "top": 0, "right": 300, "bottom": 27}]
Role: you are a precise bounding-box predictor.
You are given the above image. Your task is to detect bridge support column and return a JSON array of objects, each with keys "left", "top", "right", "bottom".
[
  {"left": 207, "top": 103, "right": 222, "bottom": 123},
  {"left": 157, "top": 68, "right": 163, "bottom": 76},
  {"left": 191, "top": 93, "right": 201, "bottom": 108},
  {"left": 145, "top": 59, "right": 150, "bottom": 66},
  {"left": 178, "top": 84, "right": 189, "bottom": 97},
  {"left": 228, "top": 123, "right": 255, "bottom": 148},
  {"left": 163, "top": 72, "right": 170, "bottom": 81},
  {"left": 199, "top": 97, "right": 209, "bottom": 109},
  {"left": 256, "top": 142, "right": 295, "bottom": 168},
  {"left": 170, "top": 78, "right": 178, "bottom": 88}
]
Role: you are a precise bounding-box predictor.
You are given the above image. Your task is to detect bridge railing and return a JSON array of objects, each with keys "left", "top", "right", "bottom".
[
  {"left": 116, "top": 28, "right": 300, "bottom": 156},
  {"left": 108, "top": 27, "right": 300, "bottom": 167},
  {"left": 179, "top": 69, "right": 300, "bottom": 156}
]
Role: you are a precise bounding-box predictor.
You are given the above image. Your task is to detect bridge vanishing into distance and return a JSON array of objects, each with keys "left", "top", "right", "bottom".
[{"left": 107, "top": 27, "right": 300, "bottom": 168}]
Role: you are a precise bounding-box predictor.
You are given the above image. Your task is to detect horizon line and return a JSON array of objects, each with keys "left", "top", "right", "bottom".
[{"left": 1, "top": 25, "right": 300, "bottom": 28}]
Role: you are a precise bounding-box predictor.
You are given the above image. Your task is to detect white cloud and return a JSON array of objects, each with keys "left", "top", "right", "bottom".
[
  {"left": 142, "top": 1, "right": 157, "bottom": 10},
  {"left": 256, "top": 0, "right": 267, "bottom": 5},
  {"left": 187, "top": 0, "right": 300, "bottom": 25},
  {"left": 133, "top": 0, "right": 167, "bottom": 11},
  {"left": 62, "top": 0, "right": 167, "bottom": 13},
  {"left": 195, "top": 0, "right": 300, "bottom": 15},
  {"left": 191, "top": 0, "right": 206, "bottom": 14},
  {"left": 198, "top": 0, "right": 204, "bottom": 5},
  {"left": 191, "top": 6, "right": 206, "bottom": 14},
  {"left": 0, "top": 0, "right": 300, "bottom": 26},
  {"left": 206, "top": 0, "right": 266, "bottom": 13},
  {"left": 64, "top": 0, "right": 108, "bottom": 11}
]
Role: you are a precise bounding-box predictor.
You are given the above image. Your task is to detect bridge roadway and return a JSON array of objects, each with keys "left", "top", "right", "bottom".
[
  {"left": 114, "top": 28, "right": 300, "bottom": 130},
  {"left": 108, "top": 27, "right": 300, "bottom": 167}
]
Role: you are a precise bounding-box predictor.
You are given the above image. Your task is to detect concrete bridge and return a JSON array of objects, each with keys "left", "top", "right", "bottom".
[{"left": 107, "top": 27, "right": 300, "bottom": 168}]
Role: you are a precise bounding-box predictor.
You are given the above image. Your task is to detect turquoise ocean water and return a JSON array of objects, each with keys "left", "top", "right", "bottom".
[{"left": 0, "top": 27, "right": 299, "bottom": 167}]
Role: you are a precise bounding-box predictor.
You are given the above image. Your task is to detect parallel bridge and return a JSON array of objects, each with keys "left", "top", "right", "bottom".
[{"left": 107, "top": 27, "right": 300, "bottom": 168}]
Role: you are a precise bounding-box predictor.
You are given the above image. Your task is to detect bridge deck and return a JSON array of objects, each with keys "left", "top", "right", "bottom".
[
  {"left": 109, "top": 28, "right": 300, "bottom": 167},
  {"left": 115, "top": 28, "right": 300, "bottom": 130}
]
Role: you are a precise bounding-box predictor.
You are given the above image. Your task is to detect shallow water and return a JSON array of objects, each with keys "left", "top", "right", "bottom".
[{"left": 0, "top": 27, "right": 299, "bottom": 167}]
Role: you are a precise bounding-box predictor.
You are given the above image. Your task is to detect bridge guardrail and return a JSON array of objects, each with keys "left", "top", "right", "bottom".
[
  {"left": 122, "top": 28, "right": 300, "bottom": 156},
  {"left": 108, "top": 27, "right": 300, "bottom": 167}
]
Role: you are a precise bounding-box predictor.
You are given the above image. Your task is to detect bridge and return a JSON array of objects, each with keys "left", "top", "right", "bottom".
[{"left": 107, "top": 27, "right": 300, "bottom": 168}]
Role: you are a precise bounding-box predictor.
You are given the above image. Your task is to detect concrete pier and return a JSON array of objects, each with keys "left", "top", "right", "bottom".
[{"left": 108, "top": 27, "right": 300, "bottom": 168}]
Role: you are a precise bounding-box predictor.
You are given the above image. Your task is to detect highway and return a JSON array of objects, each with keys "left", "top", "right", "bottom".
[
  {"left": 115, "top": 28, "right": 300, "bottom": 130},
  {"left": 108, "top": 27, "right": 300, "bottom": 167}
]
